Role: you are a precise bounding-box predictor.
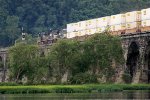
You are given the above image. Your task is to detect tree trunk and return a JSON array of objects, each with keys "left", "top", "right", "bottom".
[{"left": 15, "top": 67, "right": 23, "bottom": 83}]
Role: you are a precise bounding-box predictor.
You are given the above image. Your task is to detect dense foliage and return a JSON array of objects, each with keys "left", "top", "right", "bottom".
[
  {"left": 8, "top": 43, "right": 48, "bottom": 84},
  {"left": 8, "top": 32, "right": 124, "bottom": 84},
  {"left": 0, "top": 0, "right": 150, "bottom": 47}
]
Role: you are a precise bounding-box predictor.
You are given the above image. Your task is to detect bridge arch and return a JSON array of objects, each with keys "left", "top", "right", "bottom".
[
  {"left": 144, "top": 41, "right": 150, "bottom": 83},
  {"left": 0, "top": 56, "right": 2, "bottom": 61},
  {"left": 0, "top": 56, "right": 3, "bottom": 68},
  {"left": 126, "top": 41, "right": 140, "bottom": 82}
]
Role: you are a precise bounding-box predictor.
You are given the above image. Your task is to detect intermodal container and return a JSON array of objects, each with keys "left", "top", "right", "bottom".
[
  {"left": 110, "top": 14, "right": 126, "bottom": 25},
  {"left": 78, "top": 21, "right": 86, "bottom": 31},
  {"left": 125, "top": 11, "right": 141, "bottom": 23},
  {"left": 86, "top": 19, "right": 97, "bottom": 29},
  {"left": 96, "top": 16, "right": 110, "bottom": 27},
  {"left": 141, "top": 8, "right": 150, "bottom": 20}
]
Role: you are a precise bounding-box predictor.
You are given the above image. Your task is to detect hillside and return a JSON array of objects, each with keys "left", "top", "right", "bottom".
[{"left": 0, "top": 0, "right": 150, "bottom": 47}]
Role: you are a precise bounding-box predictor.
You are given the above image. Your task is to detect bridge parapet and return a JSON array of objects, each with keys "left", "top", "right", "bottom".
[{"left": 121, "top": 32, "right": 150, "bottom": 39}]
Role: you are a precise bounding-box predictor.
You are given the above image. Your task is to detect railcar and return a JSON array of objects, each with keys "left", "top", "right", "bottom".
[{"left": 67, "top": 8, "right": 150, "bottom": 39}]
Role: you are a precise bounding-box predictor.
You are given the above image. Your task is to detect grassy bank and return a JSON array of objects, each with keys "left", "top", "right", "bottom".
[{"left": 0, "top": 84, "right": 150, "bottom": 94}]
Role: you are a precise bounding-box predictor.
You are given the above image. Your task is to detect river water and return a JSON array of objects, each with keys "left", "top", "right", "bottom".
[{"left": 0, "top": 90, "right": 150, "bottom": 100}]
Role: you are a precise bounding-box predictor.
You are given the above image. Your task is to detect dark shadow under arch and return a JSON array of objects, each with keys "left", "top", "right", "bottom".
[
  {"left": 0, "top": 56, "right": 2, "bottom": 61},
  {"left": 126, "top": 42, "right": 140, "bottom": 82},
  {"left": 0, "top": 56, "right": 3, "bottom": 68},
  {"left": 144, "top": 41, "right": 150, "bottom": 83}
]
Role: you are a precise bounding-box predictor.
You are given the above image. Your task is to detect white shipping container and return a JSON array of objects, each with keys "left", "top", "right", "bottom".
[
  {"left": 110, "top": 14, "right": 126, "bottom": 25},
  {"left": 67, "top": 32, "right": 75, "bottom": 38},
  {"left": 86, "top": 19, "right": 97, "bottom": 29},
  {"left": 96, "top": 27, "right": 104, "bottom": 33},
  {"left": 126, "top": 22, "right": 140, "bottom": 29},
  {"left": 96, "top": 16, "right": 110, "bottom": 27},
  {"left": 125, "top": 11, "right": 141, "bottom": 23},
  {"left": 74, "top": 31, "right": 79, "bottom": 37},
  {"left": 78, "top": 21, "right": 86, "bottom": 31},
  {"left": 85, "top": 29, "right": 96, "bottom": 35},
  {"left": 73, "top": 23, "right": 79, "bottom": 31},
  {"left": 96, "top": 26, "right": 109, "bottom": 33},
  {"left": 67, "top": 23, "right": 74, "bottom": 33},
  {"left": 67, "top": 23, "right": 79, "bottom": 32},
  {"left": 78, "top": 30, "right": 86, "bottom": 37},
  {"left": 110, "top": 24, "right": 126, "bottom": 31},
  {"left": 141, "top": 8, "right": 150, "bottom": 20},
  {"left": 142, "top": 20, "right": 150, "bottom": 27}
]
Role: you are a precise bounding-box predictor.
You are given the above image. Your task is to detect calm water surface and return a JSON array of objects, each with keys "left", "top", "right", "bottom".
[{"left": 0, "top": 90, "right": 150, "bottom": 100}]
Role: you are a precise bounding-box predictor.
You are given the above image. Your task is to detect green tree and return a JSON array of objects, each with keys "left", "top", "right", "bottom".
[
  {"left": 5, "top": 16, "right": 20, "bottom": 45},
  {"left": 8, "top": 43, "right": 48, "bottom": 84},
  {"left": 0, "top": 0, "right": 150, "bottom": 47},
  {"left": 82, "top": 32, "right": 124, "bottom": 81},
  {"left": 15, "top": 34, "right": 37, "bottom": 45},
  {"left": 47, "top": 39, "right": 79, "bottom": 83},
  {"left": 47, "top": 32, "right": 124, "bottom": 84}
]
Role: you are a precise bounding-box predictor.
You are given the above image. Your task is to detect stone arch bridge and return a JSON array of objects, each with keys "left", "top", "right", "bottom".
[
  {"left": 1, "top": 32, "right": 150, "bottom": 83},
  {"left": 121, "top": 32, "right": 150, "bottom": 83},
  {"left": 0, "top": 48, "right": 8, "bottom": 82}
]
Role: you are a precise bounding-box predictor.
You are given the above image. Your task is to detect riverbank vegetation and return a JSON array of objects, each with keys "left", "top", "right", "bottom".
[
  {"left": 0, "top": 84, "right": 150, "bottom": 94},
  {"left": 8, "top": 32, "right": 124, "bottom": 84}
]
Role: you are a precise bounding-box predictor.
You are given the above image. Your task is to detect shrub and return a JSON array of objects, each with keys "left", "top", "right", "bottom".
[
  {"left": 0, "top": 82, "right": 19, "bottom": 86},
  {"left": 69, "top": 73, "right": 98, "bottom": 84},
  {"left": 54, "top": 87, "right": 74, "bottom": 93},
  {"left": 122, "top": 72, "right": 132, "bottom": 83}
]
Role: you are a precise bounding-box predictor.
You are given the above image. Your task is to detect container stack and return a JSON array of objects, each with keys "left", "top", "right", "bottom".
[
  {"left": 66, "top": 7, "right": 150, "bottom": 39},
  {"left": 67, "top": 23, "right": 75, "bottom": 38},
  {"left": 125, "top": 11, "right": 141, "bottom": 34},
  {"left": 141, "top": 8, "right": 150, "bottom": 32},
  {"left": 85, "top": 19, "right": 97, "bottom": 35},
  {"left": 78, "top": 21, "right": 86, "bottom": 37},
  {"left": 96, "top": 16, "right": 110, "bottom": 33},
  {"left": 110, "top": 14, "right": 126, "bottom": 35}
]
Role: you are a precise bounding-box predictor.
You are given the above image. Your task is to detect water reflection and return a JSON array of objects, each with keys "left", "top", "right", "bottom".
[{"left": 0, "top": 90, "right": 150, "bottom": 100}]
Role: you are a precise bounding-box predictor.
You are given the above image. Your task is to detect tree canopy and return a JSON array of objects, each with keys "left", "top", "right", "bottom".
[
  {"left": 8, "top": 43, "right": 48, "bottom": 83},
  {"left": 8, "top": 32, "right": 124, "bottom": 84},
  {"left": 0, "top": 0, "right": 150, "bottom": 47},
  {"left": 47, "top": 32, "right": 124, "bottom": 84}
]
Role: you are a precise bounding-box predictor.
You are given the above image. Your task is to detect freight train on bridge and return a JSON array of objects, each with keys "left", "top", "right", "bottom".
[{"left": 67, "top": 8, "right": 150, "bottom": 38}]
